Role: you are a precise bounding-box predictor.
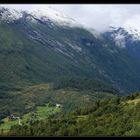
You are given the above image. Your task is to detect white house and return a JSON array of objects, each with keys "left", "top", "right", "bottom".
[{"left": 56, "top": 103, "right": 61, "bottom": 108}]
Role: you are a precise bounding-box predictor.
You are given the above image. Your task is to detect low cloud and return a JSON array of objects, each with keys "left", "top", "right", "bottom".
[{"left": 1, "top": 4, "right": 140, "bottom": 32}]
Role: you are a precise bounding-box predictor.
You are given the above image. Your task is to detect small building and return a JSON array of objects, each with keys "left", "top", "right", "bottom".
[
  {"left": 8, "top": 114, "right": 15, "bottom": 120},
  {"left": 8, "top": 114, "right": 19, "bottom": 120},
  {"left": 56, "top": 103, "right": 61, "bottom": 108}
]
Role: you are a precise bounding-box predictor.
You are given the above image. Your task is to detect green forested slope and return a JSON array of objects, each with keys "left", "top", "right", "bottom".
[
  {"left": 0, "top": 78, "right": 118, "bottom": 120},
  {"left": 0, "top": 21, "right": 140, "bottom": 93},
  {"left": 5, "top": 92, "right": 140, "bottom": 136}
]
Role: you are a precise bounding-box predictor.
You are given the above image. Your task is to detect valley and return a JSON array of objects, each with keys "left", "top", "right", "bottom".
[
  {"left": 2, "top": 92, "right": 140, "bottom": 136},
  {"left": 0, "top": 5, "right": 140, "bottom": 136}
]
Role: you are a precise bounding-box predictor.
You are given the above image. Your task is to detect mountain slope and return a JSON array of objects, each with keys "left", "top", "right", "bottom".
[
  {"left": 0, "top": 6, "right": 140, "bottom": 94},
  {"left": 0, "top": 76, "right": 119, "bottom": 119}
]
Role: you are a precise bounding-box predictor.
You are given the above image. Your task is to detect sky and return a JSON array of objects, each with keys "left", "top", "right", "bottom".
[{"left": 1, "top": 4, "right": 140, "bottom": 32}]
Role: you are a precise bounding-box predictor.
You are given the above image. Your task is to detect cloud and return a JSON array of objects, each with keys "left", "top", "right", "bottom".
[
  {"left": 1, "top": 4, "right": 140, "bottom": 32},
  {"left": 53, "top": 4, "right": 140, "bottom": 32}
]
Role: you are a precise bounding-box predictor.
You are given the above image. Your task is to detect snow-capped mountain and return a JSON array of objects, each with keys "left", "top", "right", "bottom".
[
  {"left": 27, "top": 7, "right": 81, "bottom": 27},
  {"left": 102, "top": 26, "right": 140, "bottom": 49},
  {"left": 110, "top": 26, "right": 140, "bottom": 41},
  {"left": 1, "top": 5, "right": 140, "bottom": 45},
  {"left": 0, "top": 7, "right": 22, "bottom": 22},
  {"left": 0, "top": 5, "right": 140, "bottom": 94},
  {"left": 102, "top": 26, "right": 140, "bottom": 62},
  {"left": 125, "top": 28, "right": 140, "bottom": 40},
  {"left": 0, "top": 6, "right": 81, "bottom": 27}
]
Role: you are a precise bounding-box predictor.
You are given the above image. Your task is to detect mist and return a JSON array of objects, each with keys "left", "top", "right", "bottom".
[{"left": 1, "top": 4, "right": 140, "bottom": 32}]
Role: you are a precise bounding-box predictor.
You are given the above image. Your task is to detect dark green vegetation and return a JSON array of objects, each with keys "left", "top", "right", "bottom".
[
  {"left": 0, "top": 20, "right": 140, "bottom": 93},
  {"left": 53, "top": 77, "right": 119, "bottom": 94},
  {"left": 1, "top": 92, "right": 140, "bottom": 136},
  {"left": 0, "top": 78, "right": 118, "bottom": 120}
]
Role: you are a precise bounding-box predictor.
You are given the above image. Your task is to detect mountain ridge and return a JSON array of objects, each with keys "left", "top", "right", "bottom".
[{"left": 0, "top": 5, "right": 140, "bottom": 94}]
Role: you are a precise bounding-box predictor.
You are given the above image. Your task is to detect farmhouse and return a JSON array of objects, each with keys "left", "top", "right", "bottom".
[
  {"left": 8, "top": 114, "right": 16, "bottom": 120},
  {"left": 8, "top": 114, "right": 22, "bottom": 126},
  {"left": 56, "top": 103, "right": 61, "bottom": 108}
]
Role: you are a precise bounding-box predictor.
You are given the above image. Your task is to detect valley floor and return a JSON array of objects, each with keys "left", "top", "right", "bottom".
[{"left": 1, "top": 92, "right": 140, "bottom": 136}]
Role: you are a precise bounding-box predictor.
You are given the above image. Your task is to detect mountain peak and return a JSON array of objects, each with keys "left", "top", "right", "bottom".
[
  {"left": 0, "top": 6, "right": 23, "bottom": 22},
  {"left": 27, "top": 6, "right": 81, "bottom": 27},
  {"left": 109, "top": 25, "right": 140, "bottom": 41},
  {"left": 0, "top": 6, "right": 81, "bottom": 27}
]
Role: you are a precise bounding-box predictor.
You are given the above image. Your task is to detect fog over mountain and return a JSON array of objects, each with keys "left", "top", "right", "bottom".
[{"left": 1, "top": 4, "right": 140, "bottom": 32}]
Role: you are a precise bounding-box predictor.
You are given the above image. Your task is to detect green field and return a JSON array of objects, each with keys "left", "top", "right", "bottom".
[{"left": 0, "top": 103, "right": 61, "bottom": 131}]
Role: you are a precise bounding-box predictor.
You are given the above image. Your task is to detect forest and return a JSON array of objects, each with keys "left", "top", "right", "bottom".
[{"left": 1, "top": 92, "right": 140, "bottom": 136}]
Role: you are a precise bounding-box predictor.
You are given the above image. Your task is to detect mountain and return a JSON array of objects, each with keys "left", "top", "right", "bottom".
[
  {"left": 102, "top": 26, "right": 140, "bottom": 60},
  {"left": 0, "top": 6, "right": 140, "bottom": 94}
]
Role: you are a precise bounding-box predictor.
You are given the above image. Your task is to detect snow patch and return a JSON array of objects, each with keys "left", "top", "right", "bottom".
[
  {"left": 27, "top": 7, "right": 81, "bottom": 27},
  {"left": 0, "top": 6, "right": 22, "bottom": 22},
  {"left": 114, "top": 33, "right": 126, "bottom": 48},
  {"left": 108, "top": 27, "right": 126, "bottom": 48},
  {"left": 0, "top": 6, "right": 82, "bottom": 28},
  {"left": 66, "top": 42, "right": 82, "bottom": 52},
  {"left": 123, "top": 26, "right": 140, "bottom": 41}
]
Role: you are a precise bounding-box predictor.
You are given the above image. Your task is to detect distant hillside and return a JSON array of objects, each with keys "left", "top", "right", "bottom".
[{"left": 0, "top": 78, "right": 118, "bottom": 120}]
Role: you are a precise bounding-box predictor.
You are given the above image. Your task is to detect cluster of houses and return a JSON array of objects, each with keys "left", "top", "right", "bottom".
[
  {"left": 7, "top": 103, "right": 62, "bottom": 126},
  {"left": 8, "top": 114, "right": 18, "bottom": 120},
  {"left": 8, "top": 114, "right": 22, "bottom": 126}
]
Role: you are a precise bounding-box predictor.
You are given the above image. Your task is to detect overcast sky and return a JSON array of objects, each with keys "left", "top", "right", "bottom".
[{"left": 1, "top": 4, "right": 140, "bottom": 32}]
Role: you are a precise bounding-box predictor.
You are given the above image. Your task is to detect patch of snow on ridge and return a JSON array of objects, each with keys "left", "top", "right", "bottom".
[
  {"left": 114, "top": 33, "right": 126, "bottom": 48},
  {"left": 66, "top": 42, "right": 82, "bottom": 52},
  {"left": 0, "top": 6, "right": 22, "bottom": 22},
  {"left": 27, "top": 6, "right": 81, "bottom": 27},
  {"left": 108, "top": 26, "right": 126, "bottom": 48},
  {"left": 123, "top": 25, "right": 140, "bottom": 41},
  {"left": 0, "top": 6, "right": 82, "bottom": 28}
]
